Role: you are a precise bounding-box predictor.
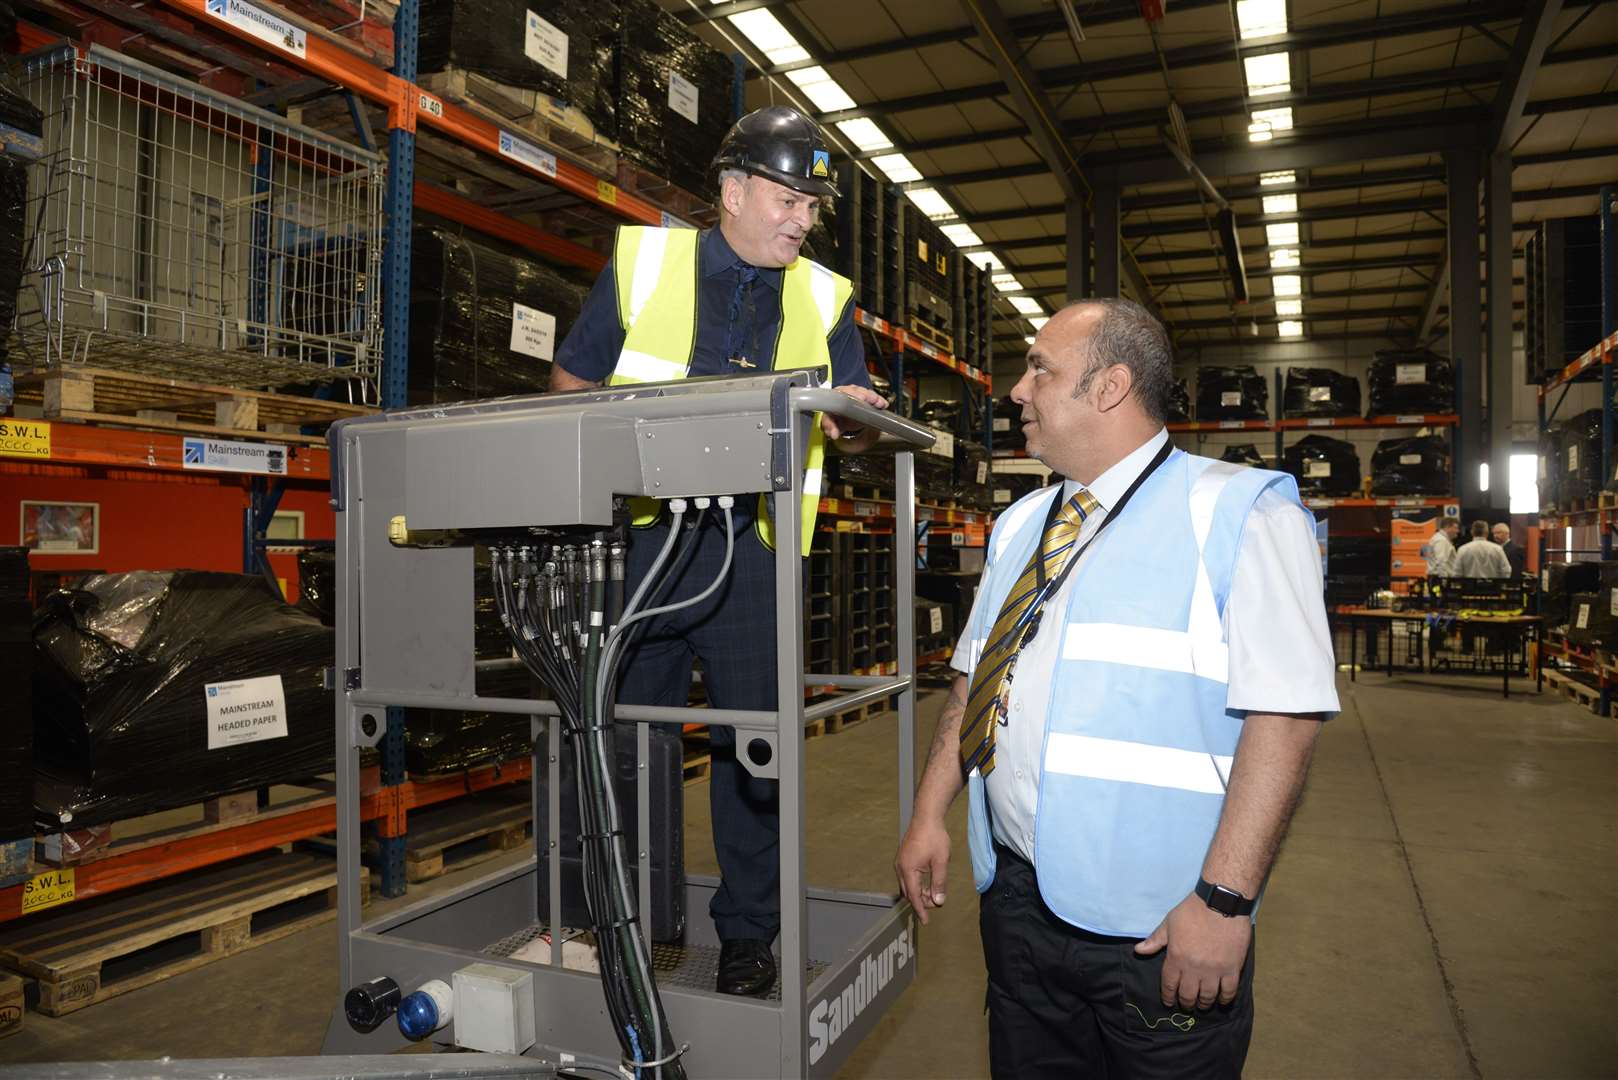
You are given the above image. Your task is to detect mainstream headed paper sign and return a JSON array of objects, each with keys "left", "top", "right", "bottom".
[
  {"left": 205, "top": 675, "right": 288, "bottom": 750},
  {"left": 182, "top": 437, "right": 287, "bottom": 476}
]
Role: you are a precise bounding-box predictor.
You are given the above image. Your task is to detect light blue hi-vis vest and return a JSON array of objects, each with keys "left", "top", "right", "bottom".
[{"left": 962, "top": 448, "right": 1308, "bottom": 937}]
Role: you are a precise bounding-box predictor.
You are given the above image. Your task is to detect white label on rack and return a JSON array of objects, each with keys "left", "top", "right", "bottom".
[
  {"left": 854, "top": 501, "right": 877, "bottom": 517},
  {"left": 929, "top": 608, "right": 943, "bottom": 635},
  {"left": 1577, "top": 603, "right": 1590, "bottom": 630},
  {"left": 993, "top": 417, "right": 1011, "bottom": 432},
  {"left": 994, "top": 488, "right": 1012, "bottom": 503},
  {"left": 1540, "top": 456, "right": 1548, "bottom": 479},
  {"left": 524, "top": 10, "right": 569, "bottom": 78},
  {"left": 1568, "top": 444, "right": 1580, "bottom": 471},
  {"left": 1309, "top": 386, "right": 1332, "bottom": 402},
  {"left": 1221, "top": 391, "right": 1242, "bottom": 407},
  {"left": 497, "top": 131, "right": 558, "bottom": 177},
  {"left": 927, "top": 431, "right": 955, "bottom": 458},
  {"left": 1399, "top": 453, "right": 1422, "bottom": 465},
  {"left": 1396, "top": 414, "right": 1423, "bottom": 424},
  {"left": 976, "top": 461, "right": 988, "bottom": 484},
  {"left": 1396, "top": 363, "right": 1426, "bottom": 385},
  {"left": 509, "top": 302, "right": 556, "bottom": 361},
  {"left": 951, "top": 530, "right": 966, "bottom": 546},
  {"left": 1542, "top": 569, "right": 1550, "bottom": 591},
  {"left": 669, "top": 72, "right": 699, "bottom": 124},
  {"left": 1219, "top": 420, "right": 1244, "bottom": 430},
  {"left": 918, "top": 342, "right": 938, "bottom": 358},
  {"left": 1308, "top": 418, "right": 1333, "bottom": 427},
  {"left": 417, "top": 92, "right": 444, "bottom": 119},
  {"left": 206, "top": 675, "right": 287, "bottom": 750},
  {"left": 182, "top": 437, "right": 286, "bottom": 476},
  {"left": 204, "top": 0, "right": 307, "bottom": 58},
  {"left": 1306, "top": 461, "right": 1332, "bottom": 478},
  {"left": 1610, "top": 588, "right": 1618, "bottom": 617},
  {"left": 1395, "top": 498, "right": 1421, "bottom": 506},
  {"left": 660, "top": 211, "right": 693, "bottom": 229}
]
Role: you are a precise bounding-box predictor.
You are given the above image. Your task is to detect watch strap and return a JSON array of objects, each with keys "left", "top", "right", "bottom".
[{"left": 1195, "top": 877, "right": 1255, "bottom": 917}]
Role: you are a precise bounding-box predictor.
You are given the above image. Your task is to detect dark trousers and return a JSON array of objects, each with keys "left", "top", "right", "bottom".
[
  {"left": 619, "top": 512, "right": 782, "bottom": 942},
  {"left": 980, "top": 846, "right": 1255, "bottom": 1080}
]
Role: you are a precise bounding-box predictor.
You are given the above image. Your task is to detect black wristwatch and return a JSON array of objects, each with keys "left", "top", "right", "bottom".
[{"left": 1195, "top": 877, "right": 1255, "bottom": 917}]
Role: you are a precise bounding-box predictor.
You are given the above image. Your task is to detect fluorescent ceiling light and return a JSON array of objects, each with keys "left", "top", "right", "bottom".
[
  {"left": 1009, "top": 296, "right": 1044, "bottom": 315},
  {"left": 966, "top": 251, "right": 1002, "bottom": 271},
  {"left": 1478, "top": 462, "right": 1489, "bottom": 492},
  {"left": 726, "top": 10, "right": 810, "bottom": 64},
  {"left": 1243, "top": 53, "right": 1291, "bottom": 97},
  {"left": 905, "top": 187, "right": 955, "bottom": 219},
  {"left": 1251, "top": 105, "right": 1294, "bottom": 133},
  {"left": 1260, "top": 170, "right": 1296, "bottom": 186},
  {"left": 871, "top": 153, "right": 922, "bottom": 183},
  {"left": 992, "top": 272, "right": 1023, "bottom": 292},
  {"left": 1262, "top": 193, "right": 1298, "bottom": 215},
  {"left": 1029, "top": 316, "right": 1049, "bottom": 329},
  {"left": 787, "top": 67, "right": 857, "bottom": 113},
  {"left": 835, "top": 118, "right": 891, "bottom": 153},
  {"left": 940, "top": 223, "right": 983, "bottom": 247},
  {"left": 1277, "top": 319, "right": 1304, "bottom": 337},
  {"left": 1274, "top": 298, "right": 1303, "bottom": 316},
  {"left": 1247, "top": 124, "right": 1273, "bottom": 143},
  {"left": 1270, "top": 247, "right": 1300, "bottom": 268},
  {"left": 1266, "top": 221, "right": 1300, "bottom": 246},
  {"left": 1024, "top": 335, "right": 1037, "bottom": 344},
  {"left": 1509, "top": 453, "right": 1540, "bottom": 514},
  {"left": 1272, "top": 274, "right": 1302, "bottom": 297},
  {"left": 1235, "top": 0, "right": 1288, "bottom": 39}
]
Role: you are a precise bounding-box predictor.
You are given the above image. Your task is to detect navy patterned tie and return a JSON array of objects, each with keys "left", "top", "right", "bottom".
[{"left": 725, "top": 263, "right": 759, "bottom": 362}]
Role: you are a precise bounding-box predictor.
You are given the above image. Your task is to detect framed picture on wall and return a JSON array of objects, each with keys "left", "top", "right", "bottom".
[{"left": 21, "top": 501, "right": 100, "bottom": 555}]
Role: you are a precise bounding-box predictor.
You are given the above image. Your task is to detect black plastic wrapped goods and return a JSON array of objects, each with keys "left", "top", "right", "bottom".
[
  {"left": 917, "top": 399, "right": 962, "bottom": 434},
  {"left": 993, "top": 472, "right": 1046, "bottom": 507},
  {"left": 955, "top": 439, "right": 992, "bottom": 508},
  {"left": 1166, "top": 378, "right": 1191, "bottom": 423},
  {"left": 1538, "top": 561, "right": 1601, "bottom": 627},
  {"left": 1282, "top": 367, "right": 1361, "bottom": 419},
  {"left": 1539, "top": 422, "right": 1564, "bottom": 512},
  {"left": 417, "top": 0, "right": 617, "bottom": 138},
  {"left": 1370, "top": 435, "right": 1450, "bottom": 495},
  {"left": 1283, "top": 434, "right": 1361, "bottom": 495},
  {"left": 31, "top": 572, "right": 335, "bottom": 827},
  {"left": 410, "top": 223, "right": 588, "bottom": 404},
  {"left": 1220, "top": 444, "right": 1266, "bottom": 468},
  {"left": 825, "top": 452, "right": 895, "bottom": 490},
  {"left": 916, "top": 443, "right": 955, "bottom": 502},
  {"left": 991, "top": 395, "right": 1025, "bottom": 450},
  {"left": 1366, "top": 350, "right": 1454, "bottom": 416},
  {"left": 1565, "top": 592, "right": 1618, "bottom": 648},
  {"left": 0, "top": 547, "right": 31, "bottom": 842},
  {"left": 616, "top": 0, "right": 735, "bottom": 197},
  {"left": 1196, "top": 366, "right": 1268, "bottom": 421},
  {"left": 1559, "top": 408, "right": 1604, "bottom": 503}
]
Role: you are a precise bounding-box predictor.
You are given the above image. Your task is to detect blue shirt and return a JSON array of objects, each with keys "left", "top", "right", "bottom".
[{"left": 554, "top": 227, "right": 871, "bottom": 389}]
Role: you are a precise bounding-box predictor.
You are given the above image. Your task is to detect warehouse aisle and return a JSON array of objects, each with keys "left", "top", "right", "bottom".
[{"left": 0, "top": 673, "right": 1612, "bottom": 1078}]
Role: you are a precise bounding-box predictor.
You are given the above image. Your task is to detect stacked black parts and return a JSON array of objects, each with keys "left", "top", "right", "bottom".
[
  {"left": 1366, "top": 350, "right": 1454, "bottom": 415},
  {"left": 1197, "top": 366, "right": 1268, "bottom": 420},
  {"left": 417, "top": 0, "right": 617, "bottom": 138},
  {"left": 32, "top": 572, "right": 335, "bottom": 826},
  {"left": 1283, "top": 367, "right": 1361, "bottom": 419},
  {"left": 0, "top": 62, "right": 43, "bottom": 363},
  {"left": 617, "top": 0, "right": 735, "bottom": 197},
  {"left": 1284, "top": 434, "right": 1361, "bottom": 495},
  {"left": 410, "top": 223, "right": 587, "bottom": 404},
  {"left": 0, "top": 548, "right": 30, "bottom": 850},
  {"left": 1370, "top": 435, "right": 1451, "bottom": 495}
]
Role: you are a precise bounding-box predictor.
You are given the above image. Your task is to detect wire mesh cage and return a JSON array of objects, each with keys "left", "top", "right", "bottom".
[{"left": 9, "top": 44, "right": 384, "bottom": 391}]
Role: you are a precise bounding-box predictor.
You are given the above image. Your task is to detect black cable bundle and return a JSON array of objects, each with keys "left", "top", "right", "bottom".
[
  {"left": 1282, "top": 367, "right": 1361, "bottom": 419},
  {"left": 1196, "top": 366, "right": 1268, "bottom": 420},
  {"left": 1366, "top": 350, "right": 1454, "bottom": 415},
  {"left": 1283, "top": 434, "right": 1361, "bottom": 495},
  {"left": 1219, "top": 444, "right": 1266, "bottom": 468},
  {"left": 489, "top": 502, "right": 742, "bottom": 1079},
  {"left": 1369, "top": 435, "right": 1450, "bottom": 495}
]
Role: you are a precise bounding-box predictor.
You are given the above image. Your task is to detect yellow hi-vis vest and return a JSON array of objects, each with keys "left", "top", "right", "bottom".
[{"left": 607, "top": 225, "right": 852, "bottom": 555}]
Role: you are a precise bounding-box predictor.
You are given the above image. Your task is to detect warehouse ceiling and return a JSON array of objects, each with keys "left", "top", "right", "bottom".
[{"left": 668, "top": 0, "right": 1618, "bottom": 363}]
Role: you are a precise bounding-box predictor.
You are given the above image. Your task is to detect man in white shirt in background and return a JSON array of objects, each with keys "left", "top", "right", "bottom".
[
  {"left": 1454, "top": 520, "right": 1512, "bottom": 579},
  {"left": 1423, "top": 515, "right": 1461, "bottom": 577}
]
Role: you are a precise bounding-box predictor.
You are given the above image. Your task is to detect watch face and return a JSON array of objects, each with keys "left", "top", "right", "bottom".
[{"left": 1209, "top": 886, "right": 1242, "bottom": 916}]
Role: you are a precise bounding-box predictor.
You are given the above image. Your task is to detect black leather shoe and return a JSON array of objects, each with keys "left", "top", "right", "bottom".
[{"left": 717, "top": 938, "right": 776, "bottom": 997}]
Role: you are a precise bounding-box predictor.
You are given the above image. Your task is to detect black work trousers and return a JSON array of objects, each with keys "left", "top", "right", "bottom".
[
  {"left": 618, "top": 511, "right": 783, "bottom": 943},
  {"left": 980, "top": 846, "right": 1255, "bottom": 1079}
]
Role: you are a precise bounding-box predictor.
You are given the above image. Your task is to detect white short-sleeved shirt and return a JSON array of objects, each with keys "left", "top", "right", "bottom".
[{"left": 950, "top": 430, "right": 1340, "bottom": 862}]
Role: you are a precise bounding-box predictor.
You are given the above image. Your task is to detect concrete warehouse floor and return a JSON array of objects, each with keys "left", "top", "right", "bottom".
[{"left": 0, "top": 672, "right": 1613, "bottom": 1078}]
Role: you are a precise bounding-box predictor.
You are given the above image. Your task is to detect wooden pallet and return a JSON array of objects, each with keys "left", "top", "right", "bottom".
[
  {"left": 0, "top": 851, "right": 363, "bottom": 1017},
  {"left": 907, "top": 317, "right": 955, "bottom": 356},
  {"left": 11, "top": 367, "right": 375, "bottom": 447},
  {"left": 0, "top": 971, "right": 20, "bottom": 1039},
  {"left": 1543, "top": 667, "right": 1606, "bottom": 714},
  {"left": 404, "top": 791, "right": 532, "bottom": 884},
  {"left": 419, "top": 67, "right": 619, "bottom": 178},
  {"left": 613, "top": 159, "right": 719, "bottom": 229}
]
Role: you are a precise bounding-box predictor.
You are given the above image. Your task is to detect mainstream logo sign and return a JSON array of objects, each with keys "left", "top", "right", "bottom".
[
  {"left": 181, "top": 437, "right": 287, "bottom": 476},
  {"left": 202, "top": 0, "right": 307, "bottom": 58}
]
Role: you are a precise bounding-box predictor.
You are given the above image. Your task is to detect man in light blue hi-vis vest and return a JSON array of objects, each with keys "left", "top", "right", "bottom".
[
  {"left": 552, "top": 106, "right": 887, "bottom": 998},
  {"left": 896, "top": 299, "right": 1338, "bottom": 1078}
]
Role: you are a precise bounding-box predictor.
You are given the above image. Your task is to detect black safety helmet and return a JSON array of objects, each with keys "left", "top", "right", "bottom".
[{"left": 711, "top": 105, "right": 839, "bottom": 199}]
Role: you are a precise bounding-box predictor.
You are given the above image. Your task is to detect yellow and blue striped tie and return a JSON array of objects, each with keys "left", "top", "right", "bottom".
[{"left": 960, "top": 488, "right": 1099, "bottom": 777}]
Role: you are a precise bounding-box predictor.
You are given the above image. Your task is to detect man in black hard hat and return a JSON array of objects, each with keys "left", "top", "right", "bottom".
[{"left": 551, "top": 105, "right": 886, "bottom": 996}]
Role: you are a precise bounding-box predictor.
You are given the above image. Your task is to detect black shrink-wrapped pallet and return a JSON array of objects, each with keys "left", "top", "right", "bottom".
[
  {"left": 993, "top": 471, "right": 1046, "bottom": 507},
  {"left": 1565, "top": 591, "right": 1618, "bottom": 648},
  {"left": 1559, "top": 408, "right": 1604, "bottom": 503},
  {"left": 1538, "top": 561, "right": 1602, "bottom": 628},
  {"left": 1220, "top": 444, "right": 1266, "bottom": 468},
  {"left": 1284, "top": 434, "right": 1361, "bottom": 496},
  {"left": 1366, "top": 350, "right": 1454, "bottom": 415},
  {"left": 1283, "top": 367, "right": 1361, "bottom": 419},
  {"left": 1370, "top": 435, "right": 1451, "bottom": 495},
  {"left": 616, "top": 0, "right": 735, "bottom": 197},
  {"left": 0, "top": 548, "right": 31, "bottom": 846},
  {"left": 417, "top": 0, "right": 618, "bottom": 139},
  {"left": 1166, "top": 378, "right": 1191, "bottom": 423},
  {"left": 1539, "top": 423, "right": 1564, "bottom": 512},
  {"left": 991, "top": 395, "right": 1025, "bottom": 450},
  {"left": 1196, "top": 366, "right": 1268, "bottom": 420},
  {"left": 31, "top": 572, "right": 336, "bottom": 827},
  {"left": 409, "top": 223, "right": 588, "bottom": 404}
]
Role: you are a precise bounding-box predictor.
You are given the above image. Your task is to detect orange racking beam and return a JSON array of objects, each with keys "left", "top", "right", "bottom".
[
  {"left": 413, "top": 183, "right": 608, "bottom": 274},
  {"left": 1, "top": 420, "right": 332, "bottom": 480}
]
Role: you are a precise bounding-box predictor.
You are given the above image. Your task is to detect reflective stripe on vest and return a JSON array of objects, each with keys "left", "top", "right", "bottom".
[{"left": 608, "top": 225, "right": 851, "bottom": 555}]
